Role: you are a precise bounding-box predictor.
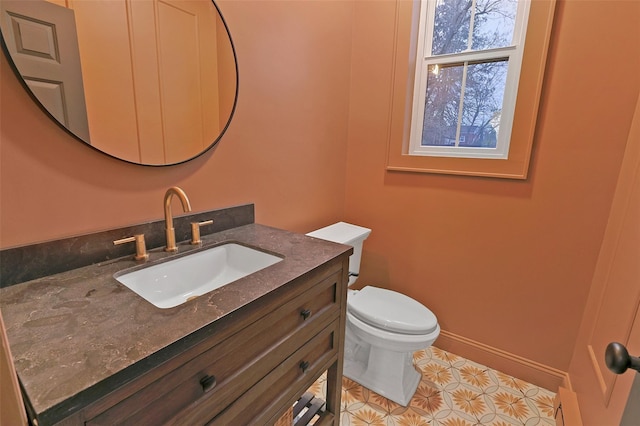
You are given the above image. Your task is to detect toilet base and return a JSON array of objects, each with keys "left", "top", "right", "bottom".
[{"left": 343, "top": 336, "right": 422, "bottom": 407}]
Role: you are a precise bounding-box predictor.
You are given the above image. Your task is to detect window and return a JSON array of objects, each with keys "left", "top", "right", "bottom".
[
  {"left": 410, "top": 0, "right": 530, "bottom": 159},
  {"left": 386, "top": 0, "right": 555, "bottom": 179}
]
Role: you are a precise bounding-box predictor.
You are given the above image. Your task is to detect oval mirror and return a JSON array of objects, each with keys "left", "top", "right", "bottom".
[{"left": 0, "top": 0, "right": 238, "bottom": 166}]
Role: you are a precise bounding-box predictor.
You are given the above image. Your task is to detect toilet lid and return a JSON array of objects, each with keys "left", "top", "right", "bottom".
[{"left": 348, "top": 286, "right": 438, "bottom": 335}]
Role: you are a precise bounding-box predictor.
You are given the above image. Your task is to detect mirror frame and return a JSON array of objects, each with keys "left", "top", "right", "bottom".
[{"left": 0, "top": 0, "right": 238, "bottom": 167}]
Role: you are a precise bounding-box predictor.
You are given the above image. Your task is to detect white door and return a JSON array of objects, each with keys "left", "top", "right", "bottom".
[
  {"left": 567, "top": 94, "right": 640, "bottom": 424},
  {"left": 68, "top": 0, "right": 221, "bottom": 164},
  {"left": 1, "top": 0, "right": 90, "bottom": 142}
]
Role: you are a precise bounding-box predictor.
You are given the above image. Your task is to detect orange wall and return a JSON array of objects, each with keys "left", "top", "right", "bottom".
[
  {"left": 1, "top": 0, "right": 638, "bottom": 380},
  {"left": 345, "top": 0, "right": 640, "bottom": 372},
  {"left": 0, "top": 0, "right": 353, "bottom": 248}
]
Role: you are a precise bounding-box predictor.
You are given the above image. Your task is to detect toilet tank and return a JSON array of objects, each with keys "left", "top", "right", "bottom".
[{"left": 306, "top": 222, "right": 371, "bottom": 286}]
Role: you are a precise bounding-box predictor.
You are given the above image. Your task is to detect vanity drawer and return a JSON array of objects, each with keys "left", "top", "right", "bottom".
[
  {"left": 86, "top": 271, "right": 341, "bottom": 425},
  {"left": 208, "top": 319, "right": 340, "bottom": 425}
]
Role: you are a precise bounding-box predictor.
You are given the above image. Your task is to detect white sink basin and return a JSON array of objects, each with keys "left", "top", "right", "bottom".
[{"left": 114, "top": 243, "right": 283, "bottom": 309}]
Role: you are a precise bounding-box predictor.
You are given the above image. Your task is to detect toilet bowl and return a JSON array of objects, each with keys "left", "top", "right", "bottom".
[
  {"left": 344, "top": 286, "right": 440, "bottom": 406},
  {"left": 307, "top": 223, "right": 440, "bottom": 406}
]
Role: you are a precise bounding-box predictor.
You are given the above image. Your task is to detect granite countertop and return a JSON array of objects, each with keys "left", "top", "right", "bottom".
[{"left": 0, "top": 223, "right": 350, "bottom": 424}]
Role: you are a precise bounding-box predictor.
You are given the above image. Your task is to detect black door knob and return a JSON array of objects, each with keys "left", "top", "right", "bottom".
[{"left": 605, "top": 342, "right": 640, "bottom": 374}]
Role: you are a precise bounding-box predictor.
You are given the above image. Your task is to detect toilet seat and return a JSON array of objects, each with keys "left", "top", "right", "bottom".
[
  {"left": 347, "top": 311, "right": 441, "bottom": 351},
  {"left": 348, "top": 286, "right": 438, "bottom": 335}
]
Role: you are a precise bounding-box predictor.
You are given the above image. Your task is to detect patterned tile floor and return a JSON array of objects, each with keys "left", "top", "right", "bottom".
[{"left": 306, "top": 347, "right": 556, "bottom": 426}]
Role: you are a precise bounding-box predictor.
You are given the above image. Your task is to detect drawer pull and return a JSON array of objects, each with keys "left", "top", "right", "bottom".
[
  {"left": 199, "top": 374, "right": 217, "bottom": 392},
  {"left": 300, "top": 309, "right": 312, "bottom": 320},
  {"left": 299, "top": 361, "right": 310, "bottom": 372}
]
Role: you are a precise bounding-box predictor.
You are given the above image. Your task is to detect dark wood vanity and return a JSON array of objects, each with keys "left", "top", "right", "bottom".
[
  {"left": 85, "top": 259, "right": 347, "bottom": 425},
  {"left": 0, "top": 205, "right": 351, "bottom": 425}
]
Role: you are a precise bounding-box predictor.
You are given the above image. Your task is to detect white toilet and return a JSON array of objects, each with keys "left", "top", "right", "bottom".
[{"left": 307, "top": 222, "right": 440, "bottom": 406}]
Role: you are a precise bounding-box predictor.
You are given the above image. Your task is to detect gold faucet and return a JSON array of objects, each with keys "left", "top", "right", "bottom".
[{"left": 164, "top": 186, "right": 192, "bottom": 252}]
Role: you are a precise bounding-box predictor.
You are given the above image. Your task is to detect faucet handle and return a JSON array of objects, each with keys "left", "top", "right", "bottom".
[
  {"left": 191, "top": 220, "right": 214, "bottom": 245},
  {"left": 114, "top": 234, "right": 149, "bottom": 261}
]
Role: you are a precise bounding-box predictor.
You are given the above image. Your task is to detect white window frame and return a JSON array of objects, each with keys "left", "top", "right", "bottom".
[{"left": 409, "top": 0, "right": 532, "bottom": 159}]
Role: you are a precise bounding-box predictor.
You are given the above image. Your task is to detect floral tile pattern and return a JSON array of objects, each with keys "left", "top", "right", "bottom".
[{"left": 308, "top": 347, "right": 556, "bottom": 426}]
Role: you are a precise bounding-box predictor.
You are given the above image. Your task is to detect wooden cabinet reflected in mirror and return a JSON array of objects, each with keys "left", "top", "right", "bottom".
[{"left": 0, "top": 0, "right": 238, "bottom": 166}]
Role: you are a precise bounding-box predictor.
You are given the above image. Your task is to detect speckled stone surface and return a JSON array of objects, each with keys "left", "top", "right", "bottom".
[{"left": 0, "top": 223, "right": 351, "bottom": 425}]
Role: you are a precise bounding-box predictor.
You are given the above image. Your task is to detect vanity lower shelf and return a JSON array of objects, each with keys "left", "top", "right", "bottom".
[{"left": 291, "top": 392, "right": 328, "bottom": 426}]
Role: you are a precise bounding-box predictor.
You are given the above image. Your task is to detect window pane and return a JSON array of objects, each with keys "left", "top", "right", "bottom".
[
  {"left": 422, "top": 64, "right": 463, "bottom": 146},
  {"left": 431, "top": 0, "right": 517, "bottom": 56},
  {"left": 460, "top": 59, "right": 508, "bottom": 148},
  {"left": 471, "top": 0, "right": 517, "bottom": 50},
  {"left": 421, "top": 60, "right": 508, "bottom": 148},
  {"left": 431, "top": 0, "right": 472, "bottom": 55}
]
